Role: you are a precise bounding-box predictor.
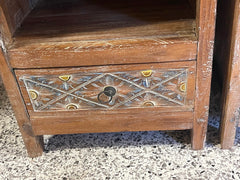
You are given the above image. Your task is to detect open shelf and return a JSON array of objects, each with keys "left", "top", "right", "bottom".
[{"left": 8, "top": 0, "right": 197, "bottom": 68}]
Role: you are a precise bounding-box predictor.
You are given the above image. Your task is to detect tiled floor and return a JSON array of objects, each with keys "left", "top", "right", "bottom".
[{"left": 0, "top": 77, "right": 240, "bottom": 179}]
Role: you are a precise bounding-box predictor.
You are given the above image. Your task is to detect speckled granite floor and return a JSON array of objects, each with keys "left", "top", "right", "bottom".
[{"left": 0, "top": 76, "right": 240, "bottom": 180}]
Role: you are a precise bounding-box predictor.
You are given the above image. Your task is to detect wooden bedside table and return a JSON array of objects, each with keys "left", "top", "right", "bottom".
[
  {"left": 0, "top": 0, "right": 217, "bottom": 157},
  {"left": 214, "top": 0, "right": 240, "bottom": 149}
]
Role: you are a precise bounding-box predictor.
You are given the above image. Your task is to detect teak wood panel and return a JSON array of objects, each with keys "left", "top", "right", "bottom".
[
  {"left": 15, "top": 61, "right": 196, "bottom": 115},
  {"left": 31, "top": 110, "right": 193, "bottom": 136},
  {"left": 0, "top": 46, "right": 43, "bottom": 157},
  {"left": 215, "top": 0, "right": 240, "bottom": 149},
  {"left": 7, "top": 0, "right": 197, "bottom": 68},
  {"left": 0, "top": 0, "right": 39, "bottom": 45},
  {"left": 9, "top": 37, "right": 197, "bottom": 68},
  {"left": 13, "top": 0, "right": 195, "bottom": 39},
  {"left": 0, "top": 0, "right": 217, "bottom": 156},
  {"left": 192, "top": 0, "right": 217, "bottom": 149}
]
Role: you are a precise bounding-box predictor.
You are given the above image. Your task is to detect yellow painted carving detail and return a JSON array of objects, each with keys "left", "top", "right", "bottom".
[
  {"left": 141, "top": 70, "right": 152, "bottom": 77},
  {"left": 179, "top": 82, "right": 186, "bottom": 92},
  {"left": 59, "top": 75, "right": 72, "bottom": 82},
  {"left": 143, "top": 101, "right": 155, "bottom": 107},
  {"left": 29, "top": 90, "right": 38, "bottom": 100},
  {"left": 66, "top": 103, "right": 79, "bottom": 110}
]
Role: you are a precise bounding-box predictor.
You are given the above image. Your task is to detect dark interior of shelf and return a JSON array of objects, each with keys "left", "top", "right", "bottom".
[{"left": 11, "top": 0, "right": 196, "bottom": 46}]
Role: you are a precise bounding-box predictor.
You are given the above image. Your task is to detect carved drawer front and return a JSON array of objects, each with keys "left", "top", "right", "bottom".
[{"left": 16, "top": 61, "right": 196, "bottom": 112}]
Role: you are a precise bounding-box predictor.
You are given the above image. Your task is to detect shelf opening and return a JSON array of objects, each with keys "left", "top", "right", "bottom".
[{"left": 8, "top": 0, "right": 198, "bottom": 68}]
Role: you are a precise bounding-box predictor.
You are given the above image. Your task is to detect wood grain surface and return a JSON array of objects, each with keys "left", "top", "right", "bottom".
[
  {"left": 0, "top": 0, "right": 217, "bottom": 156},
  {"left": 215, "top": 0, "right": 240, "bottom": 149},
  {"left": 0, "top": 0, "right": 38, "bottom": 45},
  {"left": 31, "top": 110, "right": 193, "bottom": 135},
  {"left": 15, "top": 61, "right": 196, "bottom": 116},
  {"left": 191, "top": 0, "right": 217, "bottom": 150},
  {"left": 0, "top": 47, "right": 43, "bottom": 157},
  {"left": 8, "top": 0, "right": 197, "bottom": 68}
]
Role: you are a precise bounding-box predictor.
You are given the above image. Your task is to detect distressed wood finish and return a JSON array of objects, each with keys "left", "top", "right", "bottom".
[
  {"left": 192, "top": 0, "right": 217, "bottom": 149},
  {"left": 9, "top": 39, "right": 197, "bottom": 68},
  {"left": 7, "top": 0, "right": 197, "bottom": 68},
  {"left": 15, "top": 61, "right": 196, "bottom": 113},
  {"left": 0, "top": 0, "right": 39, "bottom": 45},
  {"left": 215, "top": 0, "right": 240, "bottom": 149},
  {"left": 0, "top": 0, "right": 217, "bottom": 156},
  {"left": 31, "top": 111, "right": 193, "bottom": 135},
  {"left": 0, "top": 48, "right": 43, "bottom": 157}
]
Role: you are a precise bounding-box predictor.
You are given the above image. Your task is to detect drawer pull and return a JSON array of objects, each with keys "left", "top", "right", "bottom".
[{"left": 98, "top": 86, "right": 116, "bottom": 104}]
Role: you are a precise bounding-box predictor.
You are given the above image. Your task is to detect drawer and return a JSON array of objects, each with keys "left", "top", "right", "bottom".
[{"left": 15, "top": 61, "right": 196, "bottom": 114}]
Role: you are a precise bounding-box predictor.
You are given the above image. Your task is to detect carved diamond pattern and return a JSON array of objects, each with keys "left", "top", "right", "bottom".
[{"left": 20, "top": 68, "right": 188, "bottom": 111}]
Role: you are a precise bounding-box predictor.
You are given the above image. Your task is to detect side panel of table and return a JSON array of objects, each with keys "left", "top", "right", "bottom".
[
  {"left": 0, "top": 0, "right": 39, "bottom": 44},
  {"left": 0, "top": 47, "right": 43, "bottom": 157},
  {"left": 191, "top": 0, "right": 217, "bottom": 149},
  {"left": 215, "top": 0, "right": 240, "bottom": 149}
]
